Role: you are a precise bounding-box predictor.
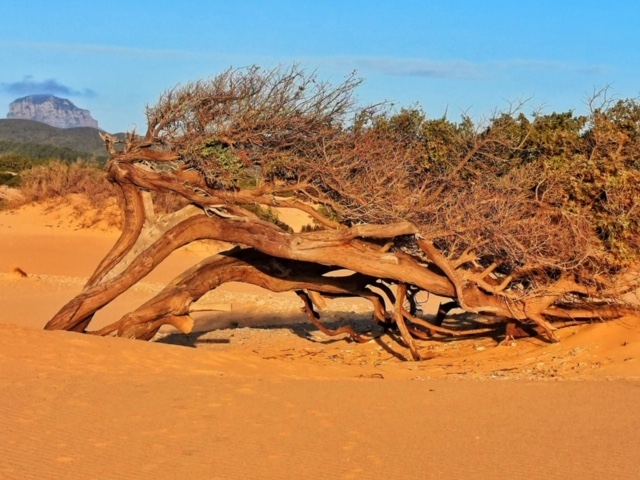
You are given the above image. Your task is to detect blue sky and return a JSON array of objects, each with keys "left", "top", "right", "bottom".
[{"left": 1, "top": 1, "right": 638, "bottom": 133}]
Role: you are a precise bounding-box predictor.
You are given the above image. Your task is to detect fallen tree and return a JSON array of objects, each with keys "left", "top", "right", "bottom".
[{"left": 45, "top": 66, "right": 640, "bottom": 359}]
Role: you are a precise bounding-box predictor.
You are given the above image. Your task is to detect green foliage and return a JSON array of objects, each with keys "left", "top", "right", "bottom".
[
  {"left": 241, "top": 203, "right": 292, "bottom": 232},
  {"left": 188, "top": 141, "right": 254, "bottom": 188},
  {"left": 0, "top": 172, "right": 19, "bottom": 187},
  {"left": 200, "top": 143, "right": 245, "bottom": 174},
  {"left": 0, "top": 119, "right": 114, "bottom": 158},
  {"left": 372, "top": 101, "right": 640, "bottom": 265},
  {"left": 316, "top": 204, "right": 341, "bottom": 223},
  {"left": 300, "top": 223, "right": 323, "bottom": 232},
  {"left": 420, "top": 116, "right": 470, "bottom": 172},
  {"left": 0, "top": 140, "right": 107, "bottom": 163},
  {"left": 0, "top": 154, "right": 42, "bottom": 186},
  {"left": 0, "top": 153, "right": 45, "bottom": 172}
]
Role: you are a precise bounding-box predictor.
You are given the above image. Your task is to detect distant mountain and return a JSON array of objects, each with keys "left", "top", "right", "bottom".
[
  {"left": 7, "top": 94, "right": 99, "bottom": 129},
  {"left": 0, "top": 119, "right": 122, "bottom": 161}
]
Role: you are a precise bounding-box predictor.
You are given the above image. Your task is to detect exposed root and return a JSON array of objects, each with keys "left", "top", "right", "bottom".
[
  {"left": 88, "top": 249, "right": 386, "bottom": 341},
  {"left": 434, "top": 300, "right": 459, "bottom": 326},
  {"left": 417, "top": 237, "right": 501, "bottom": 315},
  {"left": 497, "top": 321, "right": 537, "bottom": 346},
  {"left": 295, "top": 290, "right": 373, "bottom": 343},
  {"left": 393, "top": 284, "right": 422, "bottom": 361},
  {"left": 401, "top": 308, "right": 498, "bottom": 338}
]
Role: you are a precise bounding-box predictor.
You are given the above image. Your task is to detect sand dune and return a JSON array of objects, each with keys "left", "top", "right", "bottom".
[{"left": 1, "top": 201, "right": 640, "bottom": 479}]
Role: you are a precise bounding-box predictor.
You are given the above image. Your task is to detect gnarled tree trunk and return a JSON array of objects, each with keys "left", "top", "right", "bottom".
[{"left": 45, "top": 66, "right": 640, "bottom": 360}]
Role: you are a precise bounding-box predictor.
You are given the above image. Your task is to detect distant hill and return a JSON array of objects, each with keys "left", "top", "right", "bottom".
[
  {"left": 0, "top": 119, "right": 122, "bottom": 161},
  {"left": 7, "top": 94, "right": 99, "bottom": 129}
]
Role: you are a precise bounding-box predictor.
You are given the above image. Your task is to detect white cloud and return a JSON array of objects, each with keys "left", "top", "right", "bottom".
[{"left": 0, "top": 41, "right": 607, "bottom": 78}]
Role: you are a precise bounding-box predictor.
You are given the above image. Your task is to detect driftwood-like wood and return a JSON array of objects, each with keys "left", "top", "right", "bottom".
[{"left": 45, "top": 66, "right": 640, "bottom": 360}]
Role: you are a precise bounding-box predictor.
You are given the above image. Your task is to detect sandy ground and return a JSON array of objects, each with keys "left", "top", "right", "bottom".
[{"left": 1, "top": 200, "right": 640, "bottom": 479}]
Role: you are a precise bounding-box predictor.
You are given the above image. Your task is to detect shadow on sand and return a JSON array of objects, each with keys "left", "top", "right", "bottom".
[{"left": 154, "top": 308, "right": 515, "bottom": 351}]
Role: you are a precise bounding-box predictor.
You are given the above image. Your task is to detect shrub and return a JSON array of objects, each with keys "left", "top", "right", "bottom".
[{"left": 18, "top": 160, "right": 116, "bottom": 204}]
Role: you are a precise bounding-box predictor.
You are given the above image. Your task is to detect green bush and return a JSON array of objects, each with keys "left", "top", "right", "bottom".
[{"left": 0, "top": 140, "right": 108, "bottom": 163}]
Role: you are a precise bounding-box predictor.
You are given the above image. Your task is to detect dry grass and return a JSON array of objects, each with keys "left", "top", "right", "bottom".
[
  {"left": 17, "top": 160, "right": 116, "bottom": 205},
  {"left": 8, "top": 160, "right": 121, "bottom": 227},
  {"left": 6, "top": 160, "right": 189, "bottom": 228}
]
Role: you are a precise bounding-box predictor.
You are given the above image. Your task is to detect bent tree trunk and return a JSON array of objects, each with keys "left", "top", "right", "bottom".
[
  {"left": 44, "top": 158, "right": 637, "bottom": 360},
  {"left": 45, "top": 66, "right": 640, "bottom": 360}
]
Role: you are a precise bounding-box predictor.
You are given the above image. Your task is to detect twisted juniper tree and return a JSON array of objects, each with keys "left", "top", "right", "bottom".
[{"left": 45, "top": 66, "right": 640, "bottom": 359}]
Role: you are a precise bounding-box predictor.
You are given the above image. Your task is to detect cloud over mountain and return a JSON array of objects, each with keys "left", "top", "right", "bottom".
[{"left": 1, "top": 76, "right": 96, "bottom": 98}]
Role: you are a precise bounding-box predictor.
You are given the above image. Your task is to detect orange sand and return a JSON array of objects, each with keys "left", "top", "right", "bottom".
[{"left": 1, "top": 200, "right": 640, "bottom": 479}]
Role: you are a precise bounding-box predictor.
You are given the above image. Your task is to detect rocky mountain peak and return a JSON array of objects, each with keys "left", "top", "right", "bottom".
[{"left": 7, "top": 95, "right": 99, "bottom": 129}]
